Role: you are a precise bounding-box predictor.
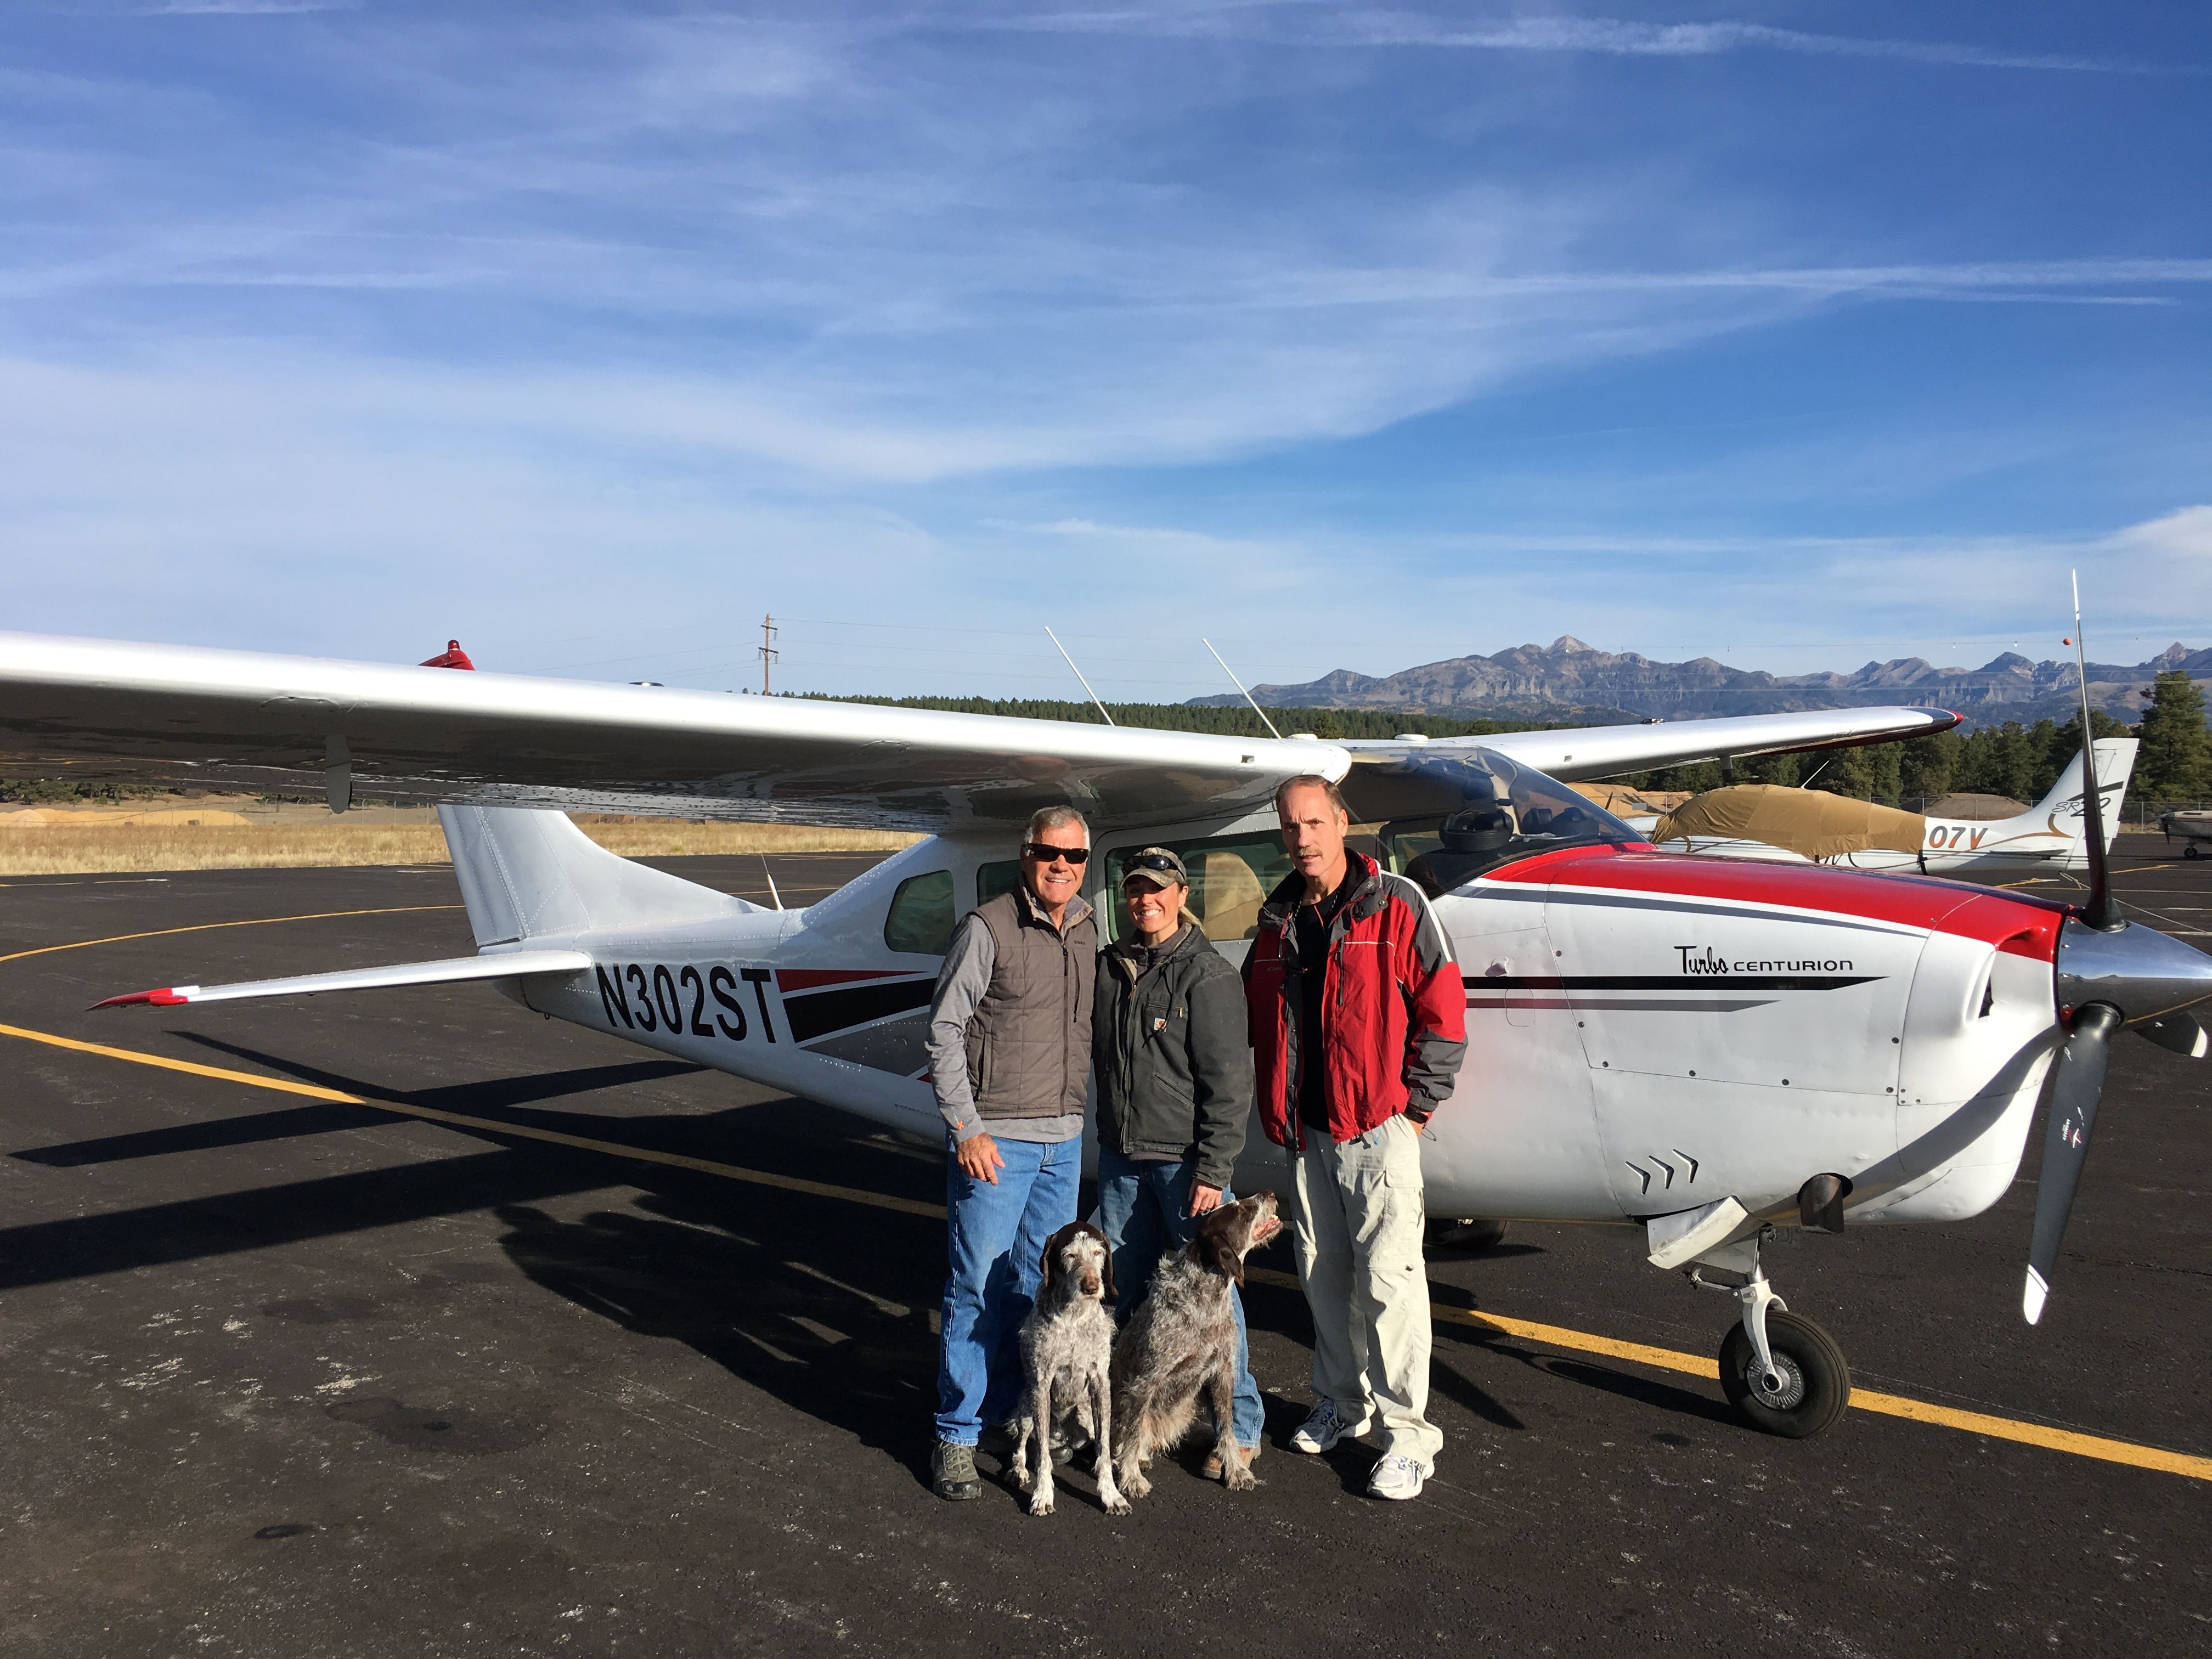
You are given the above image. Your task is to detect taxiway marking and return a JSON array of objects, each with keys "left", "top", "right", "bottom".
[
  {"left": 0, "top": 905, "right": 466, "bottom": 969},
  {"left": 3, "top": 1015, "right": 2207, "bottom": 1486}
]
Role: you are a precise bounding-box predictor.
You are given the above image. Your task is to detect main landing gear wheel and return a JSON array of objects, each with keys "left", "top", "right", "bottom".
[
  {"left": 2186, "top": 843, "right": 2200, "bottom": 860},
  {"left": 1428, "top": 1218, "right": 1510, "bottom": 1253},
  {"left": 1718, "top": 1311, "right": 1851, "bottom": 1439}
]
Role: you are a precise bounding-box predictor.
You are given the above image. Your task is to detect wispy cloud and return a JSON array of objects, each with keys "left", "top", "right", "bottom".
[{"left": 995, "top": 8, "right": 2173, "bottom": 75}]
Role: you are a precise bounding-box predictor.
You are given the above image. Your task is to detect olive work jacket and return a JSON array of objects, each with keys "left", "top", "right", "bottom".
[{"left": 1092, "top": 923, "right": 1252, "bottom": 1190}]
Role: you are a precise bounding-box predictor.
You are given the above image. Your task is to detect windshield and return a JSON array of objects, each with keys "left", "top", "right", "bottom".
[{"left": 1338, "top": 747, "right": 1641, "bottom": 895}]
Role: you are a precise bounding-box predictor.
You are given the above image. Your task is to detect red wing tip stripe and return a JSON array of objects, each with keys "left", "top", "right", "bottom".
[
  {"left": 775, "top": 969, "right": 928, "bottom": 994},
  {"left": 89, "top": 986, "right": 196, "bottom": 1010}
]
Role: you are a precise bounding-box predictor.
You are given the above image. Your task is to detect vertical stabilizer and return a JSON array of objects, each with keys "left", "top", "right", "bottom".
[
  {"left": 2018, "top": 737, "right": 2138, "bottom": 851},
  {"left": 438, "top": 806, "right": 759, "bottom": 947}
]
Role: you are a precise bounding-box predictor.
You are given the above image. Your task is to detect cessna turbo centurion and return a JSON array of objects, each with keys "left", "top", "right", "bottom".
[{"left": 3, "top": 629, "right": 2205, "bottom": 1441}]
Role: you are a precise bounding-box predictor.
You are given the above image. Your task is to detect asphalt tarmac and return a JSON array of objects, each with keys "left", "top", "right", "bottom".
[{"left": 1, "top": 843, "right": 2205, "bottom": 1657}]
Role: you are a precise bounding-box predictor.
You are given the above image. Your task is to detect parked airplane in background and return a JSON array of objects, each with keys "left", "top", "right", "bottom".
[
  {"left": 1639, "top": 740, "right": 2137, "bottom": 877},
  {"left": 2, "top": 630, "right": 2205, "bottom": 1443},
  {"left": 2157, "top": 809, "right": 2212, "bottom": 859}
]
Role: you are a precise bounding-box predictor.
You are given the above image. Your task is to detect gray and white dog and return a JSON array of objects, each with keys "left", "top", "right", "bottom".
[
  {"left": 1009, "top": 1220, "right": 1129, "bottom": 1517},
  {"left": 1111, "top": 1192, "right": 1282, "bottom": 1500}
]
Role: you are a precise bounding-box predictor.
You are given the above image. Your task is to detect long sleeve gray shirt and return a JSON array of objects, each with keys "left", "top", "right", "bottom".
[{"left": 926, "top": 892, "right": 1091, "bottom": 1146}]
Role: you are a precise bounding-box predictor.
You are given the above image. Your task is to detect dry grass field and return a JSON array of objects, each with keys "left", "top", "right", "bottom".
[{"left": 0, "top": 817, "right": 922, "bottom": 877}]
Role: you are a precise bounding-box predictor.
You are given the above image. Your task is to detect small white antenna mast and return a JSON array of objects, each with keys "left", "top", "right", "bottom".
[
  {"left": 1202, "top": 637, "right": 1283, "bottom": 740},
  {"left": 1045, "top": 626, "right": 1115, "bottom": 725},
  {"left": 760, "top": 854, "right": 783, "bottom": 911}
]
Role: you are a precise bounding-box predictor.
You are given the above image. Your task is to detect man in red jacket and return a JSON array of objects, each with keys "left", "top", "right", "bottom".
[{"left": 1244, "top": 774, "right": 1466, "bottom": 1500}]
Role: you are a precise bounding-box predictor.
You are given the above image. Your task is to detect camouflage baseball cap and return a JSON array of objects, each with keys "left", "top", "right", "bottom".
[{"left": 1121, "top": 846, "right": 1189, "bottom": 889}]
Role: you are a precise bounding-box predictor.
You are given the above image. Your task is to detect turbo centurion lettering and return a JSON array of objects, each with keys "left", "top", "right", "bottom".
[
  {"left": 1675, "top": 945, "right": 1854, "bottom": 974},
  {"left": 593, "top": 962, "right": 777, "bottom": 1043}
]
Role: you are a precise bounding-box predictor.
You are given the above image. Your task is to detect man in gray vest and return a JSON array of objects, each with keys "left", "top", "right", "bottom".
[{"left": 926, "top": 805, "right": 1097, "bottom": 1501}]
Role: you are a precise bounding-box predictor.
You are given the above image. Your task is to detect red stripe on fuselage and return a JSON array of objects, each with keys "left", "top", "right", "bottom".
[
  {"left": 775, "top": 968, "right": 926, "bottom": 994},
  {"left": 1486, "top": 846, "right": 2065, "bottom": 962}
]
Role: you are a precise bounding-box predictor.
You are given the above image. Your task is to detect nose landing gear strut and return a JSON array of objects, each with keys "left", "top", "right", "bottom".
[{"left": 1686, "top": 1234, "right": 1852, "bottom": 1438}]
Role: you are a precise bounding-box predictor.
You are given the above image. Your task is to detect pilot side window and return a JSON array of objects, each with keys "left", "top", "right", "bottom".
[
  {"left": 977, "top": 860, "right": 1021, "bottom": 908},
  {"left": 1103, "top": 834, "right": 1293, "bottom": 943},
  {"left": 883, "top": 870, "right": 956, "bottom": 956}
]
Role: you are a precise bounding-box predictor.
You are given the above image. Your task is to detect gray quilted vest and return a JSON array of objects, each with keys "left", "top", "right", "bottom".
[{"left": 963, "top": 889, "right": 1096, "bottom": 1120}]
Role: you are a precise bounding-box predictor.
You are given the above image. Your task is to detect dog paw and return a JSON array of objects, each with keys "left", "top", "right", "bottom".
[
  {"left": 1122, "top": 1471, "right": 1151, "bottom": 1501},
  {"left": 1100, "top": 1489, "right": 1132, "bottom": 1516},
  {"left": 1223, "top": 1465, "right": 1259, "bottom": 1492},
  {"left": 1028, "top": 1492, "right": 1055, "bottom": 1517}
]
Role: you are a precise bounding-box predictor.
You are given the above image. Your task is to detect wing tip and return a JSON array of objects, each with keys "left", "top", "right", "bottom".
[{"left": 89, "top": 986, "right": 194, "bottom": 1011}]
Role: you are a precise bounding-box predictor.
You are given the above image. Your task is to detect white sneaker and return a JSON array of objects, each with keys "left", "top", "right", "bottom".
[
  {"left": 1289, "top": 1398, "right": 1369, "bottom": 1455},
  {"left": 1365, "top": 1453, "right": 1432, "bottom": 1500}
]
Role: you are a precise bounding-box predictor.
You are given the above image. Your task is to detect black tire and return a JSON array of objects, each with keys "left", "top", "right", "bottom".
[
  {"left": 1427, "top": 1218, "right": 1510, "bottom": 1253},
  {"left": 2187, "top": 844, "right": 2200, "bottom": 860},
  {"left": 1718, "top": 1311, "right": 1851, "bottom": 1439}
]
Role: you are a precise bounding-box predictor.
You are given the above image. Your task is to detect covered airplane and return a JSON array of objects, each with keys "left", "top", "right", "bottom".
[
  {"left": 1, "top": 629, "right": 2204, "bottom": 1442},
  {"left": 1642, "top": 739, "right": 2137, "bottom": 875}
]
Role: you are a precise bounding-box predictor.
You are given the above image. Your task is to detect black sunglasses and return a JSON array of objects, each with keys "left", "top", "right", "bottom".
[
  {"left": 1126, "top": 853, "right": 1183, "bottom": 876},
  {"left": 1023, "top": 842, "right": 1091, "bottom": 865}
]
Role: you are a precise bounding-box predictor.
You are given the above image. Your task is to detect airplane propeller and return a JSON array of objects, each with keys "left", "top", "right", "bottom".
[{"left": 2023, "top": 578, "right": 2212, "bottom": 1322}]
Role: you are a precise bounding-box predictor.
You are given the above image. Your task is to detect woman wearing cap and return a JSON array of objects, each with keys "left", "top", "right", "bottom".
[{"left": 1093, "top": 845, "right": 1265, "bottom": 1475}]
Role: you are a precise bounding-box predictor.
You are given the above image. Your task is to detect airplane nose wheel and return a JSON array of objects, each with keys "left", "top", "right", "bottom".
[{"left": 1718, "top": 1311, "right": 1850, "bottom": 1438}]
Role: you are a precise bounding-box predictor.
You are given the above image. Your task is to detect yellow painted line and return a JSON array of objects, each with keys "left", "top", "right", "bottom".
[
  {"left": 1252, "top": 1265, "right": 2212, "bottom": 1483},
  {"left": 0, "top": 906, "right": 466, "bottom": 970},
  {"left": 0, "top": 1020, "right": 946, "bottom": 1221},
  {"left": 6, "top": 1019, "right": 2208, "bottom": 1483}
]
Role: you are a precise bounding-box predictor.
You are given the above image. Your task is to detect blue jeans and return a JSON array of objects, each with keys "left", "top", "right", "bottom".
[
  {"left": 1095, "top": 1146, "right": 1266, "bottom": 1448},
  {"left": 934, "top": 1132, "right": 1082, "bottom": 1446}
]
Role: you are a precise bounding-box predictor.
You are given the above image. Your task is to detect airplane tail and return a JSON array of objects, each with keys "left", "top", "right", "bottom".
[
  {"left": 438, "top": 805, "right": 761, "bottom": 947},
  {"left": 2002, "top": 737, "right": 2138, "bottom": 857}
]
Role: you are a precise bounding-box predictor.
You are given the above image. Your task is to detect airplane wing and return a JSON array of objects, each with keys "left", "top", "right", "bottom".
[
  {"left": 90, "top": 949, "right": 596, "bottom": 1009},
  {"left": 0, "top": 633, "right": 1961, "bottom": 828},
  {"left": 1392, "top": 706, "right": 1963, "bottom": 783},
  {"left": 0, "top": 633, "right": 1346, "bottom": 834}
]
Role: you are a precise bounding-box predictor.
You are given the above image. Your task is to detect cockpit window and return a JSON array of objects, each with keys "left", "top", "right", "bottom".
[{"left": 1339, "top": 747, "right": 1640, "bottom": 895}]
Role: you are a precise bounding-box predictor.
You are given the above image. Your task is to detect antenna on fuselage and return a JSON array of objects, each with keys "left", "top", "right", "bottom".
[
  {"left": 760, "top": 855, "right": 783, "bottom": 911},
  {"left": 1201, "top": 637, "right": 1283, "bottom": 741},
  {"left": 2069, "top": 570, "right": 2120, "bottom": 930},
  {"left": 1045, "top": 626, "right": 1115, "bottom": 726}
]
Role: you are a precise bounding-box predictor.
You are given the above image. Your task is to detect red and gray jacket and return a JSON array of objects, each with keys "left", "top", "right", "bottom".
[{"left": 1242, "top": 851, "right": 1468, "bottom": 1150}]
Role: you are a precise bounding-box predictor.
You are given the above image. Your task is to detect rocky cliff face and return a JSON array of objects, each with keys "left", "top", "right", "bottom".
[{"left": 1195, "top": 636, "right": 2211, "bottom": 726}]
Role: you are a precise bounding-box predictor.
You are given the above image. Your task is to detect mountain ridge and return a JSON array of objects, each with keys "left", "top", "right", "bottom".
[{"left": 1190, "top": 637, "right": 2211, "bottom": 726}]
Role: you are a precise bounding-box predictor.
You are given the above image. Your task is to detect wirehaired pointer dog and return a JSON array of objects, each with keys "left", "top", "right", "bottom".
[
  {"left": 1111, "top": 1192, "right": 1282, "bottom": 1502},
  {"left": 1009, "top": 1221, "right": 1129, "bottom": 1517}
]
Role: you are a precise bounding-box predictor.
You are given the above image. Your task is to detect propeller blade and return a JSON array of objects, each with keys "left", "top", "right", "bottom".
[
  {"left": 2023, "top": 1002, "right": 2121, "bottom": 1324},
  {"left": 2136, "top": 1009, "right": 2209, "bottom": 1058}
]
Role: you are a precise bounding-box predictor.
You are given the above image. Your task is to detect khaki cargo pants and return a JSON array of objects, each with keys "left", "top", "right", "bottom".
[{"left": 1289, "top": 1110, "right": 1442, "bottom": 1465}]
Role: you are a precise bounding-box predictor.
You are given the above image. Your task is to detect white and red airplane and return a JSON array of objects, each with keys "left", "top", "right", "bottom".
[{"left": 3, "top": 629, "right": 2205, "bottom": 1440}]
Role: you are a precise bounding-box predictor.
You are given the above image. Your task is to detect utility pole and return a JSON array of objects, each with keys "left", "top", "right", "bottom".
[{"left": 759, "top": 614, "right": 779, "bottom": 695}]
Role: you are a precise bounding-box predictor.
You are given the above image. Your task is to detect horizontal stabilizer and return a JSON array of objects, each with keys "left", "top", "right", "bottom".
[{"left": 91, "top": 949, "right": 595, "bottom": 1010}]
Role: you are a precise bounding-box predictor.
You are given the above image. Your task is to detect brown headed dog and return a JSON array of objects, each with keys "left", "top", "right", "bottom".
[
  {"left": 1110, "top": 1192, "right": 1282, "bottom": 1500},
  {"left": 1009, "top": 1221, "right": 1128, "bottom": 1516}
]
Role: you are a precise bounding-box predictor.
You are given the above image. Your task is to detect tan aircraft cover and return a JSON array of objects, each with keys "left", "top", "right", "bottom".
[{"left": 1651, "top": 785, "right": 1926, "bottom": 861}]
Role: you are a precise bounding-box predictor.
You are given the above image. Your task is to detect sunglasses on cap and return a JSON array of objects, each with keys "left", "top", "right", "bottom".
[
  {"left": 1124, "top": 852, "right": 1184, "bottom": 879},
  {"left": 1022, "top": 842, "right": 1091, "bottom": 865}
]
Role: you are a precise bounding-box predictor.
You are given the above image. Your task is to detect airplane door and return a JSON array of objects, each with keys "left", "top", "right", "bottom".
[{"left": 1429, "top": 889, "right": 1609, "bottom": 1220}]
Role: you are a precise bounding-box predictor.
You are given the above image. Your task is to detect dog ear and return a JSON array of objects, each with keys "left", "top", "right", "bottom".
[
  {"left": 1040, "top": 1221, "right": 1077, "bottom": 1296},
  {"left": 1192, "top": 1211, "right": 1244, "bottom": 1285},
  {"left": 1097, "top": 1235, "right": 1116, "bottom": 1304}
]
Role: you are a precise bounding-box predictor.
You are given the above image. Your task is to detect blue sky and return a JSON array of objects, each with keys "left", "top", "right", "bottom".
[{"left": 3, "top": 2, "right": 2208, "bottom": 701}]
